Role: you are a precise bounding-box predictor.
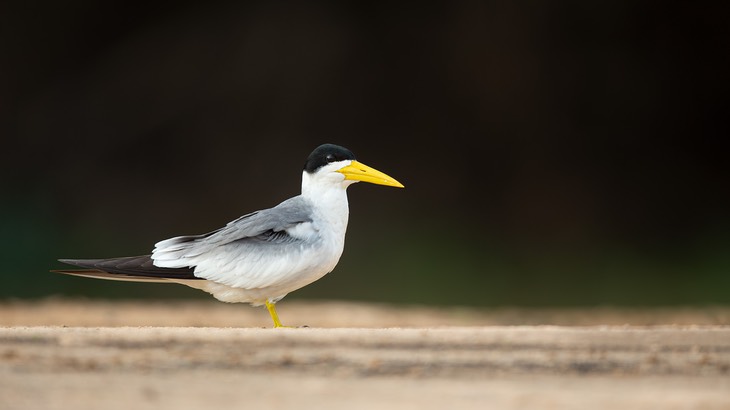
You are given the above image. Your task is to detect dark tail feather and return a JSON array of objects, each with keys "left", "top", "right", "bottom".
[{"left": 54, "top": 255, "right": 200, "bottom": 281}]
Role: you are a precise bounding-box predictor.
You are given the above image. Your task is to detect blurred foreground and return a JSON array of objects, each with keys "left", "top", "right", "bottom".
[
  {"left": 2, "top": 300, "right": 729, "bottom": 410},
  {"left": 1, "top": 300, "right": 730, "bottom": 410}
]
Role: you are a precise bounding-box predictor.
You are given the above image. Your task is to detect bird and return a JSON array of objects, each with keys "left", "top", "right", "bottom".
[{"left": 53, "top": 143, "right": 404, "bottom": 327}]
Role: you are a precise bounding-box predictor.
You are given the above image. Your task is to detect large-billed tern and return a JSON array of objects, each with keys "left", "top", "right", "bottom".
[{"left": 54, "top": 143, "right": 404, "bottom": 327}]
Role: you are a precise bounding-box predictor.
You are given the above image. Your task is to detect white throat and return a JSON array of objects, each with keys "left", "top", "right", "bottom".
[{"left": 300, "top": 168, "right": 353, "bottom": 239}]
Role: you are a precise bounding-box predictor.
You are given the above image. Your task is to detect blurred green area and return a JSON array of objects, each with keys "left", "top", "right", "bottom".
[{"left": 2, "top": 201, "right": 728, "bottom": 307}]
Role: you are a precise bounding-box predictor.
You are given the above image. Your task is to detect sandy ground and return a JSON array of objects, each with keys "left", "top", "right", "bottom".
[{"left": 1, "top": 300, "right": 729, "bottom": 410}]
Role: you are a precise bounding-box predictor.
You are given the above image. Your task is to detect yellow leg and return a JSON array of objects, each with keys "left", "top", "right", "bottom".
[{"left": 265, "top": 300, "right": 285, "bottom": 328}]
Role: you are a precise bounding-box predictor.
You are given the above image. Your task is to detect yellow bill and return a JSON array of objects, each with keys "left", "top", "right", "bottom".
[{"left": 337, "top": 160, "right": 404, "bottom": 188}]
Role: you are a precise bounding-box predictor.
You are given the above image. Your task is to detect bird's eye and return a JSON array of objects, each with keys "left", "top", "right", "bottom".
[{"left": 326, "top": 154, "right": 336, "bottom": 163}]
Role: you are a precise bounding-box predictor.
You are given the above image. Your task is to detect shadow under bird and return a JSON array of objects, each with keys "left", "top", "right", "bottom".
[{"left": 53, "top": 144, "right": 404, "bottom": 327}]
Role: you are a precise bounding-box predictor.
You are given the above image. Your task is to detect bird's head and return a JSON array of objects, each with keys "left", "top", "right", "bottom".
[{"left": 302, "top": 144, "right": 404, "bottom": 194}]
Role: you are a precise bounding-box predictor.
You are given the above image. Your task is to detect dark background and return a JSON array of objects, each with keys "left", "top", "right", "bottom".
[{"left": 2, "top": 1, "right": 728, "bottom": 306}]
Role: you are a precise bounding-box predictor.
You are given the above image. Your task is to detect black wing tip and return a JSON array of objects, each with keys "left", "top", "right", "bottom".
[
  {"left": 57, "top": 256, "right": 151, "bottom": 267},
  {"left": 54, "top": 255, "right": 200, "bottom": 280},
  {"left": 57, "top": 258, "right": 93, "bottom": 269},
  {"left": 55, "top": 256, "right": 145, "bottom": 272}
]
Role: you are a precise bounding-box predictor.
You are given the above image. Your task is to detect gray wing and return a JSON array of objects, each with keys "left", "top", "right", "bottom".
[{"left": 152, "top": 195, "right": 314, "bottom": 268}]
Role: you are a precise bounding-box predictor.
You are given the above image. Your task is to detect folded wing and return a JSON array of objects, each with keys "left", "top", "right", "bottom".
[{"left": 152, "top": 196, "right": 314, "bottom": 268}]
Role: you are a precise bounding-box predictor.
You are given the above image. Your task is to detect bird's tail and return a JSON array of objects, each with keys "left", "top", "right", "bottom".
[{"left": 53, "top": 255, "right": 200, "bottom": 283}]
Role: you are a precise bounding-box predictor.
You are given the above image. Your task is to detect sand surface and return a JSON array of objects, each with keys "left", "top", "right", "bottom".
[{"left": 1, "top": 300, "right": 729, "bottom": 410}]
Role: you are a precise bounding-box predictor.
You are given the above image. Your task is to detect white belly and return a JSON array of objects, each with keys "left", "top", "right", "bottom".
[{"left": 173, "top": 232, "right": 345, "bottom": 305}]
